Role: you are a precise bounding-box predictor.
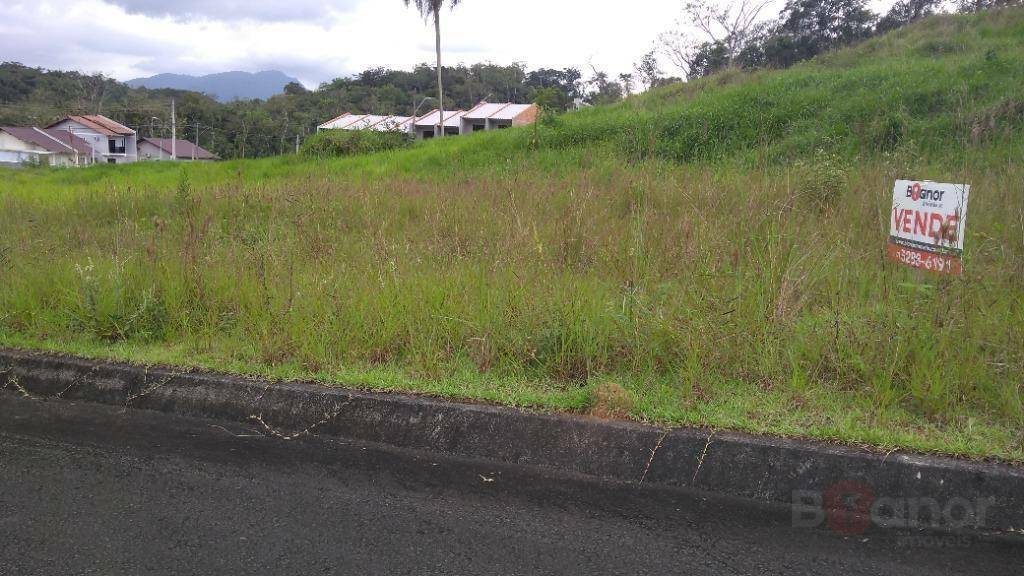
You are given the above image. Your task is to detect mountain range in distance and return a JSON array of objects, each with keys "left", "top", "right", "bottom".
[{"left": 126, "top": 70, "right": 301, "bottom": 102}]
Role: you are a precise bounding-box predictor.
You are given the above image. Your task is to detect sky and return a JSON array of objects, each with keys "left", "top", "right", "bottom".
[{"left": 3, "top": 0, "right": 898, "bottom": 88}]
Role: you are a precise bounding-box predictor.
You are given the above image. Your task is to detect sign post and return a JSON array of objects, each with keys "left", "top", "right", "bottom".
[{"left": 887, "top": 180, "right": 970, "bottom": 275}]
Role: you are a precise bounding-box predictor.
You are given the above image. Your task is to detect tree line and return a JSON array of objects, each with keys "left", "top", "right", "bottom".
[{"left": 0, "top": 61, "right": 600, "bottom": 159}]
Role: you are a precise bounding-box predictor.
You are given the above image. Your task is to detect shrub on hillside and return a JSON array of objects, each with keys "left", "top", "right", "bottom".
[
  {"left": 300, "top": 129, "right": 411, "bottom": 158},
  {"left": 792, "top": 149, "right": 849, "bottom": 211}
]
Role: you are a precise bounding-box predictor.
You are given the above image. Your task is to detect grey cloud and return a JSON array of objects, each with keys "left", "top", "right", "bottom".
[
  {"left": 102, "top": 0, "right": 360, "bottom": 22},
  {"left": 0, "top": 5, "right": 354, "bottom": 86},
  {"left": 1, "top": 7, "right": 171, "bottom": 75}
]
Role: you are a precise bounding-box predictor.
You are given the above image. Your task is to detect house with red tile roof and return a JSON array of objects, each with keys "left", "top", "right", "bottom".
[{"left": 46, "top": 115, "right": 138, "bottom": 164}]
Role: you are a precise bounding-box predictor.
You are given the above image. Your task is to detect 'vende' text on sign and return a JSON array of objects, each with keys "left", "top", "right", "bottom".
[{"left": 888, "top": 180, "right": 969, "bottom": 275}]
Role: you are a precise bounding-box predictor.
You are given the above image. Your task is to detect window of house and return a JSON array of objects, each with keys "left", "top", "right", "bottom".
[
  {"left": 472, "top": 124, "right": 486, "bottom": 132},
  {"left": 107, "top": 158, "right": 116, "bottom": 164}
]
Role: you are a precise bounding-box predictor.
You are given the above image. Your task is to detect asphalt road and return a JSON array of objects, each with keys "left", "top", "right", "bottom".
[{"left": 1, "top": 395, "right": 1021, "bottom": 576}]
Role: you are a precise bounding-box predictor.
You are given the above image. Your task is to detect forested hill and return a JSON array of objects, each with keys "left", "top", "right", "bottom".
[{"left": 0, "top": 62, "right": 585, "bottom": 160}]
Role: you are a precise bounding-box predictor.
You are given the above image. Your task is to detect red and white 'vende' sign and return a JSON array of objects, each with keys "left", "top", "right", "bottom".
[{"left": 888, "top": 180, "right": 970, "bottom": 275}]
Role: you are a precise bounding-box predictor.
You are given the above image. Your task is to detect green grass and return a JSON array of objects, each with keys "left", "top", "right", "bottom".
[
  {"left": 300, "top": 129, "right": 411, "bottom": 158},
  {"left": 1, "top": 10, "right": 1023, "bottom": 460}
]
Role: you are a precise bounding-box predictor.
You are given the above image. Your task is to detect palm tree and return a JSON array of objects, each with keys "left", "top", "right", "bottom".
[{"left": 404, "top": 0, "right": 461, "bottom": 137}]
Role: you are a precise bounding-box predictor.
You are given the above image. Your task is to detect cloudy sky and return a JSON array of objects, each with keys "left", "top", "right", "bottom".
[{"left": 3, "top": 0, "right": 897, "bottom": 87}]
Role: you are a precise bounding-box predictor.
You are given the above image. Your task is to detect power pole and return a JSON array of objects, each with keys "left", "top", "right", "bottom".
[
  {"left": 435, "top": 10, "right": 444, "bottom": 138},
  {"left": 193, "top": 122, "right": 200, "bottom": 160},
  {"left": 295, "top": 133, "right": 300, "bottom": 154},
  {"left": 170, "top": 99, "right": 177, "bottom": 161}
]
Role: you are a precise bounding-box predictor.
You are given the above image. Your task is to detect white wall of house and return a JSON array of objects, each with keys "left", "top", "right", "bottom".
[
  {"left": 0, "top": 131, "right": 38, "bottom": 153},
  {"left": 48, "top": 152, "right": 80, "bottom": 167},
  {"left": 0, "top": 132, "right": 77, "bottom": 167},
  {"left": 49, "top": 120, "right": 138, "bottom": 164},
  {"left": 0, "top": 149, "right": 41, "bottom": 166},
  {"left": 460, "top": 119, "right": 487, "bottom": 134},
  {"left": 0, "top": 150, "right": 78, "bottom": 168},
  {"left": 0, "top": 132, "right": 40, "bottom": 166},
  {"left": 413, "top": 125, "right": 436, "bottom": 139},
  {"left": 458, "top": 104, "right": 537, "bottom": 135},
  {"left": 138, "top": 140, "right": 170, "bottom": 161},
  {"left": 138, "top": 140, "right": 216, "bottom": 162}
]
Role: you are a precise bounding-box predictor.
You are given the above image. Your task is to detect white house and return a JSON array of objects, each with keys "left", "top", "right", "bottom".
[
  {"left": 318, "top": 112, "right": 357, "bottom": 131},
  {"left": 46, "top": 115, "right": 138, "bottom": 164},
  {"left": 412, "top": 109, "right": 466, "bottom": 139},
  {"left": 317, "top": 113, "right": 414, "bottom": 133},
  {"left": 460, "top": 102, "right": 539, "bottom": 134},
  {"left": 344, "top": 115, "right": 393, "bottom": 130},
  {"left": 138, "top": 138, "right": 219, "bottom": 162},
  {"left": 318, "top": 103, "right": 538, "bottom": 141},
  {"left": 0, "top": 126, "right": 94, "bottom": 167},
  {"left": 368, "top": 116, "right": 414, "bottom": 132}
]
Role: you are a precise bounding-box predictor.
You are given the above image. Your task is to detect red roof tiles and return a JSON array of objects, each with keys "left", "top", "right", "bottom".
[{"left": 48, "top": 115, "right": 135, "bottom": 136}]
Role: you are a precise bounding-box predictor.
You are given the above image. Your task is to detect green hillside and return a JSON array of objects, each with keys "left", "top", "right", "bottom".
[
  {"left": 2, "top": 9, "right": 1022, "bottom": 459},
  {"left": 549, "top": 9, "right": 1024, "bottom": 163}
]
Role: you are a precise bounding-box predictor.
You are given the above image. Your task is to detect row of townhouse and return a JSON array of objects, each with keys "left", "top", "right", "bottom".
[
  {"left": 0, "top": 114, "right": 218, "bottom": 168},
  {"left": 317, "top": 101, "right": 539, "bottom": 139}
]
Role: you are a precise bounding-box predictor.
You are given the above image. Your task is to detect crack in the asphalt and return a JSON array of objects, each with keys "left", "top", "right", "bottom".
[
  {"left": 207, "top": 424, "right": 263, "bottom": 438},
  {"left": 1, "top": 362, "right": 110, "bottom": 402},
  {"left": 125, "top": 368, "right": 179, "bottom": 405},
  {"left": 639, "top": 428, "right": 669, "bottom": 484},
  {"left": 249, "top": 398, "right": 353, "bottom": 441},
  {"left": 2, "top": 370, "right": 40, "bottom": 400},
  {"left": 56, "top": 364, "right": 102, "bottom": 398},
  {"left": 252, "top": 379, "right": 274, "bottom": 407},
  {"left": 692, "top": 430, "right": 716, "bottom": 485}
]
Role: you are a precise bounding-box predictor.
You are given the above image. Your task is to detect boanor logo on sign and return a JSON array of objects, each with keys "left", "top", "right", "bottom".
[
  {"left": 887, "top": 179, "right": 970, "bottom": 275},
  {"left": 906, "top": 182, "right": 945, "bottom": 203}
]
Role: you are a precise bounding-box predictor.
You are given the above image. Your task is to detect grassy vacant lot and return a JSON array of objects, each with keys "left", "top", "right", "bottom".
[{"left": 2, "top": 10, "right": 1023, "bottom": 459}]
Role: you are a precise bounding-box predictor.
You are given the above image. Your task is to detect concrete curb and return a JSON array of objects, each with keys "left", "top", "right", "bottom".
[{"left": 2, "top": 348, "right": 1022, "bottom": 535}]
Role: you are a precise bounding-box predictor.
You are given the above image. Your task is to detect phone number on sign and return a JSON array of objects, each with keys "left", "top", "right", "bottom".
[{"left": 889, "top": 246, "right": 958, "bottom": 273}]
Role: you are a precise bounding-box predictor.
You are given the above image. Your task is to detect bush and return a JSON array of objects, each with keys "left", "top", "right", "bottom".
[
  {"left": 300, "top": 129, "right": 411, "bottom": 158},
  {"left": 792, "top": 149, "right": 849, "bottom": 211}
]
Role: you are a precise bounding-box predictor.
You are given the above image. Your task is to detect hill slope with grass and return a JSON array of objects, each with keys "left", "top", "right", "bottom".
[
  {"left": 1, "top": 10, "right": 1022, "bottom": 459},
  {"left": 552, "top": 9, "right": 1023, "bottom": 164}
]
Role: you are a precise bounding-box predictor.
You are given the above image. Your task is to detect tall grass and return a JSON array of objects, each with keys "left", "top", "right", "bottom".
[{"left": 1, "top": 9, "right": 1022, "bottom": 459}]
